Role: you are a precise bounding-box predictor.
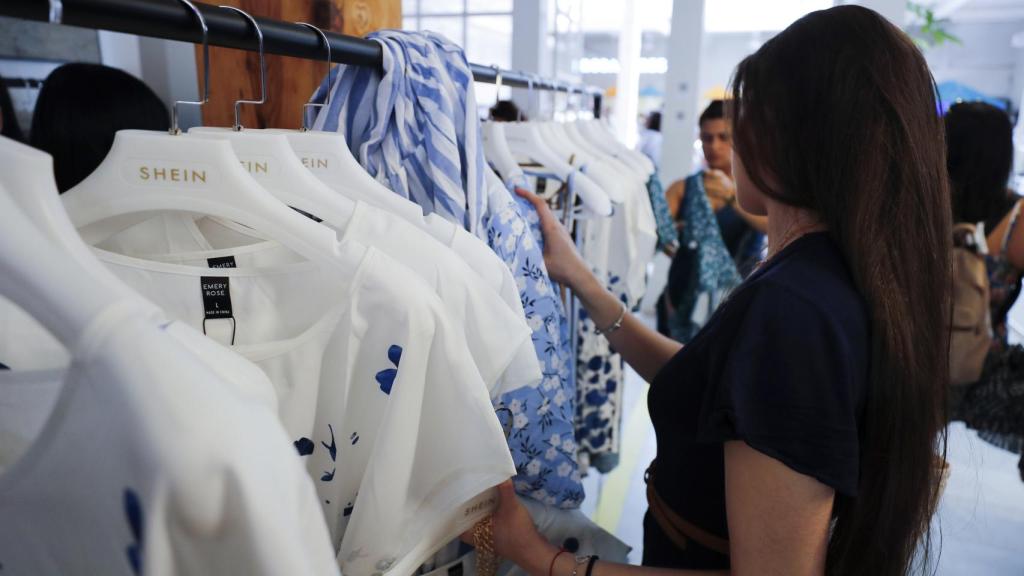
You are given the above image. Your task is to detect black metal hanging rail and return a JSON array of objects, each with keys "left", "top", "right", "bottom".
[{"left": 0, "top": 0, "right": 603, "bottom": 117}]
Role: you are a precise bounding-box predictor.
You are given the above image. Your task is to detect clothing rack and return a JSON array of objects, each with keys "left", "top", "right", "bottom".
[{"left": 0, "top": 0, "right": 603, "bottom": 118}]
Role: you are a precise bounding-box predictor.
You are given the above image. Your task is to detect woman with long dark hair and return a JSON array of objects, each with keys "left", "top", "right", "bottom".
[
  {"left": 946, "top": 101, "right": 1024, "bottom": 481},
  {"left": 474, "top": 5, "right": 950, "bottom": 575}
]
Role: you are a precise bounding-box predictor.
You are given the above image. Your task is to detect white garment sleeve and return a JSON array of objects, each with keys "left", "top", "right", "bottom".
[{"left": 307, "top": 254, "right": 515, "bottom": 576}]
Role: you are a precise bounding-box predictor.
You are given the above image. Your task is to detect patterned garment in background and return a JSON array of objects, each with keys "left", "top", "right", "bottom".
[
  {"left": 308, "top": 30, "right": 488, "bottom": 236},
  {"left": 488, "top": 174, "right": 584, "bottom": 509},
  {"left": 667, "top": 172, "right": 743, "bottom": 343},
  {"left": 647, "top": 172, "right": 679, "bottom": 254},
  {"left": 960, "top": 344, "right": 1024, "bottom": 456},
  {"left": 575, "top": 271, "right": 628, "bottom": 475}
]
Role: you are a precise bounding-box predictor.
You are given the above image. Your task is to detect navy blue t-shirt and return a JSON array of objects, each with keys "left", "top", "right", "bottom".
[{"left": 644, "top": 232, "right": 869, "bottom": 570}]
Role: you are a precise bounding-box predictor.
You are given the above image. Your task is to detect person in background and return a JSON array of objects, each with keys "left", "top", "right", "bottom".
[
  {"left": 666, "top": 100, "right": 767, "bottom": 275},
  {"left": 656, "top": 101, "right": 761, "bottom": 342},
  {"left": 490, "top": 99, "right": 524, "bottom": 122},
  {"left": 0, "top": 74, "right": 25, "bottom": 142},
  {"left": 946, "top": 101, "right": 1024, "bottom": 481},
  {"left": 474, "top": 6, "right": 951, "bottom": 574},
  {"left": 30, "top": 63, "right": 169, "bottom": 192},
  {"left": 637, "top": 111, "right": 662, "bottom": 170}
]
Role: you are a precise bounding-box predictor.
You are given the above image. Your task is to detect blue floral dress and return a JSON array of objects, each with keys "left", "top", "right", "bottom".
[{"left": 487, "top": 179, "right": 584, "bottom": 508}]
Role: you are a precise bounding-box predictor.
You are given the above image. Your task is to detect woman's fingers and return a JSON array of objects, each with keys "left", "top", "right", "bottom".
[{"left": 514, "top": 187, "right": 558, "bottom": 227}]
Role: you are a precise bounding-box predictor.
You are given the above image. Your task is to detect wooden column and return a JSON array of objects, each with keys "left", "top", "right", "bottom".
[{"left": 197, "top": 0, "right": 400, "bottom": 129}]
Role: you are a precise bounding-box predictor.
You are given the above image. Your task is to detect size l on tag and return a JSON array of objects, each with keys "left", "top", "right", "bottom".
[
  {"left": 201, "top": 276, "right": 233, "bottom": 319},
  {"left": 207, "top": 255, "right": 237, "bottom": 269},
  {"left": 200, "top": 276, "right": 236, "bottom": 345}
]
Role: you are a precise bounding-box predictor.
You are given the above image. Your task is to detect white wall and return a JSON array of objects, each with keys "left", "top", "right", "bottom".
[{"left": 925, "top": 21, "right": 1023, "bottom": 111}]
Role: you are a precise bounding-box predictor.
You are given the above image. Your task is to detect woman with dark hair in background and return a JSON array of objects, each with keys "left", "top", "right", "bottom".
[
  {"left": 473, "top": 5, "right": 951, "bottom": 575},
  {"left": 0, "top": 75, "right": 25, "bottom": 142},
  {"left": 946, "top": 101, "right": 1024, "bottom": 481},
  {"left": 30, "top": 62, "right": 169, "bottom": 192}
]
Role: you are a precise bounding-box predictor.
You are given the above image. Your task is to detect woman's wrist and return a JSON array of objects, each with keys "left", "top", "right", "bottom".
[
  {"left": 519, "top": 539, "right": 563, "bottom": 576},
  {"left": 575, "top": 277, "right": 625, "bottom": 333}
]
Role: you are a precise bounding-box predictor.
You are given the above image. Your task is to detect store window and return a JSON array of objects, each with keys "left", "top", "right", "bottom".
[
  {"left": 402, "top": 0, "right": 513, "bottom": 110},
  {"left": 402, "top": 0, "right": 512, "bottom": 69}
]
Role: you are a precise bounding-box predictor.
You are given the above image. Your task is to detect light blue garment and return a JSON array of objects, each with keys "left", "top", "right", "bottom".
[
  {"left": 490, "top": 172, "right": 583, "bottom": 508},
  {"left": 307, "top": 30, "right": 487, "bottom": 235}
]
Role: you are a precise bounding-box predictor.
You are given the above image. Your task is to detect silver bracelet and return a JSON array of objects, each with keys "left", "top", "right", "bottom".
[{"left": 594, "top": 302, "right": 627, "bottom": 336}]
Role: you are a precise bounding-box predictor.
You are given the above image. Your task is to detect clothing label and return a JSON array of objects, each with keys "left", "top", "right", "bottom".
[
  {"left": 447, "top": 562, "right": 463, "bottom": 576},
  {"left": 206, "top": 255, "right": 237, "bottom": 269},
  {"left": 535, "top": 176, "right": 548, "bottom": 196},
  {"left": 200, "top": 277, "right": 233, "bottom": 320},
  {"left": 200, "top": 276, "right": 235, "bottom": 345}
]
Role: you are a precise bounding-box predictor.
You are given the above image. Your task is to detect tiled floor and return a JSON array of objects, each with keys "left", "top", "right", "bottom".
[{"left": 579, "top": 314, "right": 1024, "bottom": 573}]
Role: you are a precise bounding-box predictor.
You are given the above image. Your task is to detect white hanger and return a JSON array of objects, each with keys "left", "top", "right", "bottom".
[
  {"left": 188, "top": 128, "right": 355, "bottom": 225},
  {"left": 564, "top": 120, "right": 647, "bottom": 183},
  {"left": 536, "top": 121, "right": 616, "bottom": 203},
  {"left": 576, "top": 119, "right": 642, "bottom": 173},
  {"left": 481, "top": 122, "right": 525, "bottom": 187},
  {"left": 502, "top": 121, "right": 611, "bottom": 216},
  {"left": 248, "top": 22, "right": 420, "bottom": 222},
  {"left": 0, "top": 176, "right": 141, "bottom": 348},
  {"left": 581, "top": 119, "right": 654, "bottom": 175},
  {"left": 60, "top": 3, "right": 340, "bottom": 265},
  {"left": 0, "top": 137, "right": 144, "bottom": 303}
]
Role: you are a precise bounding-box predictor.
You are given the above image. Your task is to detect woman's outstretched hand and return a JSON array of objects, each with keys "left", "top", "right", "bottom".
[
  {"left": 515, "top": 187, "right": 594, "bottom": 292},
  {"left": 462, "top": 481, "right": 554, "bottom": 574}
]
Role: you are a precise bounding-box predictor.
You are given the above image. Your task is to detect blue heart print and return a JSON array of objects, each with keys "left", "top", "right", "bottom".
[
  {"left": 123, "top": 488, "right": 144, "bottom": 575},
  {"left": 294, "top": 437, "right": 314, "bottom": 456},
  {"left": 375, "top": 345, "right": 403, "bottom": 395}
]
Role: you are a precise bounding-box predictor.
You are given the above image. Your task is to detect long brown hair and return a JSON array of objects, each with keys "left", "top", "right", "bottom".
[{"left": 730, "top": 6, "right": 950, "bottom": 575}]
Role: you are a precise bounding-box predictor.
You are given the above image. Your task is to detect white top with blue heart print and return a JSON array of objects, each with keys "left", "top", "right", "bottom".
[{"left": 82, "top": 240, "right": 515, "bottom": 576}]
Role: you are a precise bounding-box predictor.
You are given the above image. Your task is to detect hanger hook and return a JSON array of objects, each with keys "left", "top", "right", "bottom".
[
  {"left": 297, "top": 21, "right": 332, "bottom": 132},
  {"left": 220, "top": 5, "right": 266, "bottom": 131},
  {"left": 491, "top": 65, "right": 503, "bottom": 108},
  {"left": 523, "top": 74, "right": 534, "bottom": 122},
  {"left": 171, "top": 0, "right": 209, "bottom": 135}
]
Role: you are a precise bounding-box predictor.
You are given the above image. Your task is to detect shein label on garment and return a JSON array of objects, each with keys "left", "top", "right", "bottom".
[
  {"left": 200, "top": 276, "right": 233, "bottom": 320},
  {"left": 206, "top": 255, "right": 237, "bottom": 269}
]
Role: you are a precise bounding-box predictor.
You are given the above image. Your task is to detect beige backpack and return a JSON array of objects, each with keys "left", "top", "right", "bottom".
[{"left": 949, "top": 222, "right": 992, "bottom": 386}]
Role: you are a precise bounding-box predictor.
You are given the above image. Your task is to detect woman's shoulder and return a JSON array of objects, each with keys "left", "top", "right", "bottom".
[{"left": 731, "top": 234, "right": 868, "bottom": 339}]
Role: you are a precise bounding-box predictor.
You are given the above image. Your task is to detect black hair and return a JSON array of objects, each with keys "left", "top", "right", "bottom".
[
  {"left": 645, "top": 111, "right": 661, "bottom": 132},
  {"left": 489, "top": 99, "right": 524, "bottom": 122},
  {"left": 945, "top": 101, "right": 1015, "bottom": 228},
  {"left": 699, "top": 99, "right": 725, "bottom": 127},
  {"left": 0, "top": 76, "right": 25, "bottom": 142},
  {"left": 30, "top": 63, "right": 169, "bottom": 192}
]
